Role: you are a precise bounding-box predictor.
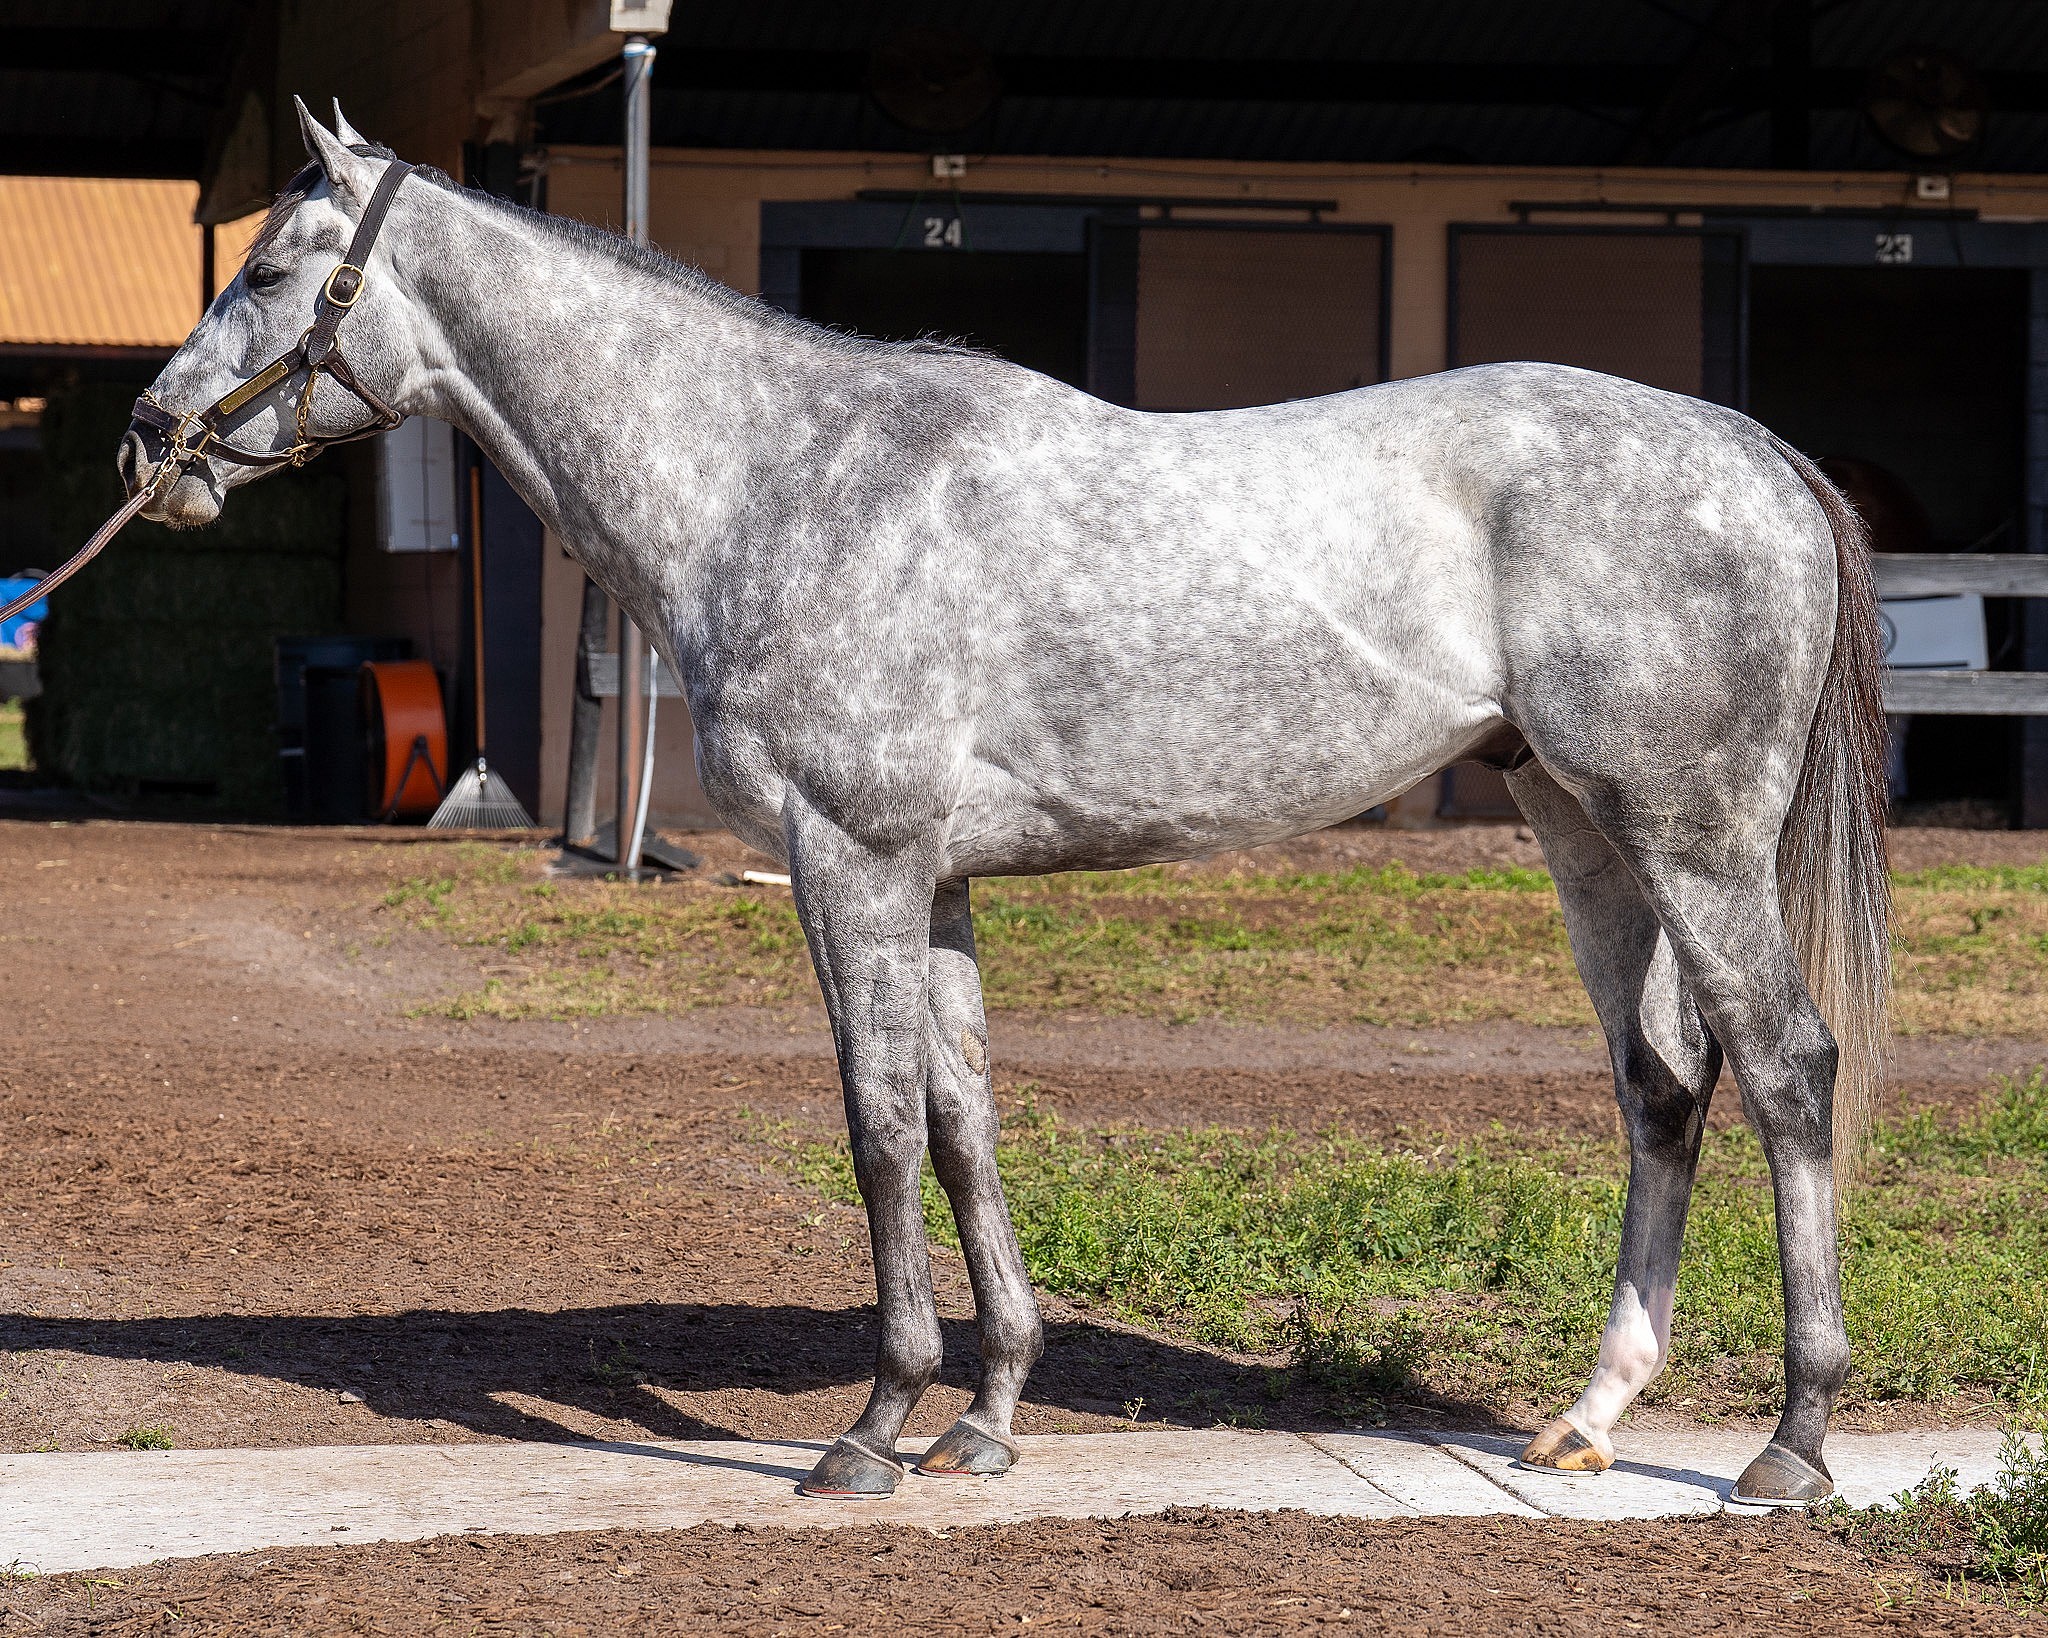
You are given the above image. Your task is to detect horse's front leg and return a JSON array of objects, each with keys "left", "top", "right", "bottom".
[
  {"left": 785, "top": 802, "right": 944, "bottom": 1499},
  {"left": 914, "top": 879, "right": 1043, "bottom": 1478}
]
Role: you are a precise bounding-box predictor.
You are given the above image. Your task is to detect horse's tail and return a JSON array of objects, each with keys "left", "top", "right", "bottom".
[{"left": 1769, "top": 435, "right": 1891, "bottom": 1188}]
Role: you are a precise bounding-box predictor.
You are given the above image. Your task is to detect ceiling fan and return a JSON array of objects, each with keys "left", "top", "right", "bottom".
[{"left": 1863, "top": 46, "right": 1988, "bottom": 160}]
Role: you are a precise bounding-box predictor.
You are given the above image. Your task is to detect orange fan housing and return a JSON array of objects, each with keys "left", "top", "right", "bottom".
[{"left": 361, "top": 659, "right": 448, "bottom": 821}]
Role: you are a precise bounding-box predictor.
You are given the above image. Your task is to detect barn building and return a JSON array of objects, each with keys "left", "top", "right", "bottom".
[{"left": 8, "top": 2, "right": 2048, "bottom": 826}]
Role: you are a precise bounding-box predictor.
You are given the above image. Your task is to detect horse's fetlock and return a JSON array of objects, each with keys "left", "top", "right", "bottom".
[
  {"left": 1607, "top": 1329, "right": 1664, "bottom": 1393},
  {"left": 882, "top": 1327, "right": 943, "bottom": 1393},
  {"left": 1791, "top": 1324, "right": 1852, "bottom": 1394},
  {"left": 982, "top": 1306, "right": 1044, "bottom": 1369}
]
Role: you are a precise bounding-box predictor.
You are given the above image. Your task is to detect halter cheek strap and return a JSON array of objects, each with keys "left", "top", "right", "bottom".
[{"left": 129, "top": 158, "right": 415, "bottom": 471}]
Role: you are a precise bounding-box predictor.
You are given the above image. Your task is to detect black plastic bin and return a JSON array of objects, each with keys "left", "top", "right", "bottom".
[{"left": 275, "top": 636, "right": 411, "bottom": 822}]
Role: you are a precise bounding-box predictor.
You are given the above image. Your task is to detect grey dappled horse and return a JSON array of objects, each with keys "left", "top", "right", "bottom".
[{"left": 121, "top": 104, "right": 1891, "bottom": 1506}]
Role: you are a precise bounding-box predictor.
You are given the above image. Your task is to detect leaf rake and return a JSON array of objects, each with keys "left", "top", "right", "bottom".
[{"left": 430, "top": 459, "right": 535, "bottom": 830}]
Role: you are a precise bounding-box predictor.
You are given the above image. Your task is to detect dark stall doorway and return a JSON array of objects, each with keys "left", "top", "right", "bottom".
[
  {"left": 1748, "top": 264, "right": 2028, "bottom": 822},
  {"left": 797, "top": 249, "right": 1090, "bottom": 387}
]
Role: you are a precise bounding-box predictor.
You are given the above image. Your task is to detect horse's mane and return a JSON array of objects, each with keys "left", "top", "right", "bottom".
[
  {"left": 246, "top": 147, "right": 985, "bottom": 366},
  {"left": 481, "top": 189, "right": 983, "bottom": 365}
]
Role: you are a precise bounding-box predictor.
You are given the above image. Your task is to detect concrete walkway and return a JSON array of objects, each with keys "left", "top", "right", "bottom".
[{"left": 0, "top": 1426, "right": 2011, "bottom": 1575}]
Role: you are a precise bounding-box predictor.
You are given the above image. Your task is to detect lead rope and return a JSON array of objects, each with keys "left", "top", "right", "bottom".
[{"left": 0, "top": 478, "right": 168, "bottom": 627}]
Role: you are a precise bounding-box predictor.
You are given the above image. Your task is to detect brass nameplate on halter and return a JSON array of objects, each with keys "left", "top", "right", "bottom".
[{"left": 216, "top": 357, "right": 297, "bottom": 418}]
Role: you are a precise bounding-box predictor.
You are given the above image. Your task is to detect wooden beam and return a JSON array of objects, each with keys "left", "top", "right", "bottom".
[
  {"left": 1871, "top": 555, "right": 2048, "bottom": 598},
  {"left": 1883, "top": 671, "right": 2048, "bottom": 714}
]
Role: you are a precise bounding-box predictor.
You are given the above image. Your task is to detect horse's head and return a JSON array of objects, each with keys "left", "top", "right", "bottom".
[{"left": 120, "top": 99, "right": 424, "bottom": 528}]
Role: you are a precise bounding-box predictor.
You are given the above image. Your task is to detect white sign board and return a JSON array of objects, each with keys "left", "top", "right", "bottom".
[
  {"left": 376, "top": 418, "right": 458, "bottom": 554},
  {"left": 610, "top": 0, "right": 673, "bottom": 31},
  {"left": 1879, "top": 593, "right": 1987, "bottom": 671}
]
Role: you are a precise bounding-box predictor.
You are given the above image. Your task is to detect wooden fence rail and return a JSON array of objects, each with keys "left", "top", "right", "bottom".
[{"left": 1872, "top": 553, "right": 2048, "bottom": 716}]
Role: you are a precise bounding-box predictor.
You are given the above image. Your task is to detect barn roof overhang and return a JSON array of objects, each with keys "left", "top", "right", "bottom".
[
  {"left": 9, "top": 2, "right": 2048, "bottom": 208},
  {"left": 0, "top": 6, "right": 256, "bottom": 183},
  {"left": 532, "top": 1, "right": 2048, "bottom": 175}
]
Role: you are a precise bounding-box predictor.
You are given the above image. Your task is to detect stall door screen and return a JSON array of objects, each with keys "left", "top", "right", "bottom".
[
  {"left": 1123, "top": 224, "right": 1387, "bottom": 412},
  {"left": 1450, "top": 227, "right": 1741, "bottom": 401}
]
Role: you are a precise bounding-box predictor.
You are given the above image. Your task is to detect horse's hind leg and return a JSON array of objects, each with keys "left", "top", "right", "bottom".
[
  {"left": 1515, "top": 767, "right": 1849, "bottom": 1504},
  {"left": 783, "top": 800, "right": 945, "bottom": 1499},
  {"left": 914, "top": 879, "right": 1044, "bottom": 1477},
  {"left": 1613, "top": 844, "right": 1849, "bottom": 1503},
  {"left": 1507, "top": 764, "right": 1723, "bottom": 1475}
]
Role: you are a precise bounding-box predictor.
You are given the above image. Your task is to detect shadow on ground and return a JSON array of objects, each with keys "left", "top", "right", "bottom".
[{"left": 0, "top": 1304, "right": 1532, "bottom": 1444}]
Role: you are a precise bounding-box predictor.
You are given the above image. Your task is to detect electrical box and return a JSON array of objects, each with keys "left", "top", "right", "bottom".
[
  {"left": 1880, "top": 593, "right": 1988, "bottom": 671},
  {"left": 609, "top": 0, "right": 673, "bottom": 31},
  {"left": 376, "top": 417, "right": 458, "bottom": 554}
]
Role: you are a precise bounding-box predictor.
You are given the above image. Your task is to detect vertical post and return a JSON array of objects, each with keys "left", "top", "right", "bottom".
[
  {"left": 614, "top": 30, "right": 656, "bottom": 869},
  {"left": 200, "top": 222, "right": 216, "bottom": 313},
  {"left": 564, "top": 580, "right": 607, "bottom": 847},
  {"left": 2021, "top": 270, "right": 2048, "bottom": 827}
]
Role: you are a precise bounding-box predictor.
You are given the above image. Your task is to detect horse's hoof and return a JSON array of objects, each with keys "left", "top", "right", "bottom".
[
  {"left": 797, "top": 1436, "right": 904, "bottom": 1498},
  {"left": 1517, "top": 1416, "right": 1613, "bottom": 1473},
  {"left": 1732, "top": 1441, "right": 1834, "bottom": 1506},
  {"left": 915, "top": 1419, "right": 1019, "bottom": 1478}
]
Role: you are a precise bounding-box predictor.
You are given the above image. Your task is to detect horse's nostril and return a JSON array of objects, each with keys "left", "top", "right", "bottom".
[{"left": 117, "top": 430, "right": 150, "bottom": 498}]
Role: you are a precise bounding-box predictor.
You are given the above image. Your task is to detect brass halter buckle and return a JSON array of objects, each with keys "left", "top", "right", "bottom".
[{"left": 322, "top": 263, "right": 367, "bottom": 308}]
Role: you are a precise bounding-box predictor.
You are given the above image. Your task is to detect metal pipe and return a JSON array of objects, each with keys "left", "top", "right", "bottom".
[
  {"left": 614, "top": 32, "right": 656, "bottom": 869},
  {"left": 563, "top": 576, "right": 607, "bottom": 848}
]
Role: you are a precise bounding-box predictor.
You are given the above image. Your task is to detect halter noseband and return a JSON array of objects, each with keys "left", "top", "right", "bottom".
[{"left": 129, "top": 158, "right": 415, "bottom": 472}]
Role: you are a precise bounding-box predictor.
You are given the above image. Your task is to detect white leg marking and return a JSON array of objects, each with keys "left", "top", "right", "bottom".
[{"left": 1562, "top": 1278, "right": 1673, "bottom": 1459}]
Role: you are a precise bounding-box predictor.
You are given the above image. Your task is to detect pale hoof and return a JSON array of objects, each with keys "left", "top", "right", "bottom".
[
  {"left": 1732, "top": 1441, "right": 1834, "bottom": 1506},
  {"left": 915, "top": 1418, "right": 1019, "bottom": 1478},
  {"left": 798, "top": 1435, "right": 905, "bottom": 1498},
  {"left": 1517, "top": 1416, "right": 1614, "bottom": 1474}
]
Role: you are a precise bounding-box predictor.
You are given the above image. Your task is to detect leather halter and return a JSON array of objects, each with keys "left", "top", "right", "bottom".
[
  {"left": 130, "top": 158, "right": 415, "bottom": 472},
  {"left": 0, "top": 159, "right": 417, "bottom": 630}
]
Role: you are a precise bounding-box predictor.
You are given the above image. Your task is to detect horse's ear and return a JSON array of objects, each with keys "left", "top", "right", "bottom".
[
  {"left": 331, "top": 101, "right": 370, "bottom": 150},
  {"left": 293, "top": 94, "right": 373, "bottom": 209}
]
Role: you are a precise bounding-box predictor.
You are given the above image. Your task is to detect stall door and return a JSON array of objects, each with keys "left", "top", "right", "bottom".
[
  {"left": 1443, "top": 225, "right": 1745, "bottom": 816},
  {"left": 1090, "top": 222, "right": 1389, "bottom": 410}
]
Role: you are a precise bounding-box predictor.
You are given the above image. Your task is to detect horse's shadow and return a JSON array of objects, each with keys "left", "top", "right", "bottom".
[{"left": 0, "top": 1303, "right": 1531, "bottom": 1445}]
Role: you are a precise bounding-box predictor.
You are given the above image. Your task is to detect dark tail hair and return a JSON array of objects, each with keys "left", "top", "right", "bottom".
[{"left": 1769, "top": 436, "right": 1892, "bottom": 1189}]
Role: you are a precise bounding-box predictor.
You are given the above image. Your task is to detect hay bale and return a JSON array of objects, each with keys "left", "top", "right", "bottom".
[{"left": 27, "top": 377, "right": 349, "bottom": 812}]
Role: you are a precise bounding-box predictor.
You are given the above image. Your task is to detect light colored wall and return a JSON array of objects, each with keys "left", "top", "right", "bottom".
[{"left": 545, "top": 147, "right": 2048, "bottom": 380}]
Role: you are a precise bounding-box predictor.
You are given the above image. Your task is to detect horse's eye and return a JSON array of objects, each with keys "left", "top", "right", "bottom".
[{"left": 246, "top": 262, "right": 286, "bottom": 292}]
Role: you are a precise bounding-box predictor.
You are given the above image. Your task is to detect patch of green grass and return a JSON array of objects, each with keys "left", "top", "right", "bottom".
[
  {"left": 383, "top": 843, "right": 2048, "bottom": 1036},
  {"left": 0, "top": 701, "right": 26, "bottom": 772},
  {"left": 113, "top": 1425, "right": 172, "bottom": 1450},
  {"left": 786, "top": 1073, "right": 2048, "bottom": 1423},
  {"left": 1819, "top": 1431, "right": 2048, "bottom": 1605}
]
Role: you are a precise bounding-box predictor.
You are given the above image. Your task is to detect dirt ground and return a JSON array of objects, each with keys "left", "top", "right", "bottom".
[
  {"left": 4, "top": 816, "right": 2047, "bottom": 1630},
  {"left": 5, "top": 1509, "right": 2046, "bottom": 1636}
]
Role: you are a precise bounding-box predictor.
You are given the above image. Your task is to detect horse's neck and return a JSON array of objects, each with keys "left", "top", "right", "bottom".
[{"left": 404, "top": 194, "right": 789, "bottom": 618}]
